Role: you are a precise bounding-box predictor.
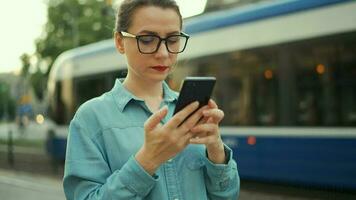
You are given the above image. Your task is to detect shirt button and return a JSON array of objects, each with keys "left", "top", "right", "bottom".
[{"left": 168, "top": 159, "right": 173, "bottom": 162}]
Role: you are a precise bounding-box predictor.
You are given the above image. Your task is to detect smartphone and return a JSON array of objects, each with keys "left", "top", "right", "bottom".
[{"left": 173, "top": 76, "right": 216, "bottom": 115}]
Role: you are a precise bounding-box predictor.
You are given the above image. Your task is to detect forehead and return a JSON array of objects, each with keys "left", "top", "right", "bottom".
[{"left": 129, "top": 6, "right": 181, "bottom": 34}]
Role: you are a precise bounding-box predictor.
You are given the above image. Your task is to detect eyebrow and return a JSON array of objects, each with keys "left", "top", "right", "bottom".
[{"left": 138, "top": 30, "right": 181, "bottom": 35}]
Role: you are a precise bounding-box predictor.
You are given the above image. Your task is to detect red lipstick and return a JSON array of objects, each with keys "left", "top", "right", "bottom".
[{"left": 151, "top": 66, "right": 169, "bottom": 72}]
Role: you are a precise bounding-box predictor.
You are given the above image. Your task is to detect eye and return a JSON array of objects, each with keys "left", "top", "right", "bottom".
[
  {"left": 138, "top": 36, "right": 156, "bottom": 45},
  {"left": 167, "top": 35, "right": 180, "bottom": 44}
]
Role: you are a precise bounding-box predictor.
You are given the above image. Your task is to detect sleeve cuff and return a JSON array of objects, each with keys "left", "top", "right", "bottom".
[
  {"left": 204, "top": 144, "right": 235, "bottom": 178},
  {"left": 117, "top": 155, "right": 159, "bottom": 197}
]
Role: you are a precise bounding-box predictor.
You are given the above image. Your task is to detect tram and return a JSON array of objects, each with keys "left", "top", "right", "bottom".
[{"left": 47, "top": 0, "right": 356, "bottom": 190}]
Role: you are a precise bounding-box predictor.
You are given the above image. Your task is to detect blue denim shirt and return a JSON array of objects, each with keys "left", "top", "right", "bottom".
[{"left": 63, "top": 79, "right": 240, "bottom": 200}]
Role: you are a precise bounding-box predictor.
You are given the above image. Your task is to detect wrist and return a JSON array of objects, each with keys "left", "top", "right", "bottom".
[
  {"left": 206, "top": 140, "right": 226, "bottom": 164},
  {"left": 135, "top": 147, "right": 160, "bottom": 175}
]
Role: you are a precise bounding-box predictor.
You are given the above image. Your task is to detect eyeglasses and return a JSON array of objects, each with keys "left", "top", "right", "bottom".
[{"left": 120, "top": 31, "right": 190, "bottom": 54}]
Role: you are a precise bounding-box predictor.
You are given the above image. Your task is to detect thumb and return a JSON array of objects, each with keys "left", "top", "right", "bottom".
[{"left": 144, "top": 106, "right": 168, "bottom": 132}]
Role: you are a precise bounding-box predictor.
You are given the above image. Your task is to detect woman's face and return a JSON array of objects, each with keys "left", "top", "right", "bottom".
[{"left": 116, "top": 6, "right": 181, "bottom": 83}]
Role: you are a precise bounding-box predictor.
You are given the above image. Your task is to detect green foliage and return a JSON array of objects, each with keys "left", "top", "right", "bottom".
[
  {"left": 0, "top": 82, "right": 16, "bottom": 120},
  {"left": 19, "top": 0, "right": 116, "bottom": 100},
  {"left": 30, "top": 70, "right": 47, "bottom": 100},
  {"left": 35, "top": 0, "right": 115, "bottom": 75},
  {"left": 20, "top": 53, "right": 31, "bottom": 77}
]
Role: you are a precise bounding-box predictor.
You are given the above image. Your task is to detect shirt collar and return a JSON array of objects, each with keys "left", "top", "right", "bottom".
[
  {"left": 111, "top": 78, "right": 178, "bottom": 112},
  {"left": 162, "top": 81, "right": 178, "bottom": 103}
]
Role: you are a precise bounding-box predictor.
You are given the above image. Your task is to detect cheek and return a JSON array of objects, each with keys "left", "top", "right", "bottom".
[
  {"left": 170, "top": 54, "right": 178, "bottom": 63},
  {"left": 126, "top": 53, "right": 147, "bottom": 70}
]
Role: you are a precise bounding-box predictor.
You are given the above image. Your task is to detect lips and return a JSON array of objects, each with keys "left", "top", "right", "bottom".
[{"left": 151, "top": 66, "right": 169, "bottom": 72}]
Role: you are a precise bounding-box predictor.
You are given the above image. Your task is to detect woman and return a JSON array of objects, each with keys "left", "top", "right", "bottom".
[{"left": 63, "top": 0, "right": 239, "bottom": 199}]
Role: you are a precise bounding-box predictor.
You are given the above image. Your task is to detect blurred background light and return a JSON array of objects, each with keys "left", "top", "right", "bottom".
[
  {"left": 316, "top": 64, "right": 326, "bottom": 75},
  {"left": 36, "top": 114, "right": 45, "bottom": 125},
  {"left": 176, "top": 0, "right": 207, "bottom": 18}
]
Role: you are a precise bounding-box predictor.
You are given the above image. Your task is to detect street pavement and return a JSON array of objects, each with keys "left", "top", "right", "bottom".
[
  {"left": 0, "top": 121, "right": 52, "bottom": 141},
  {"left": 0, "top": 169, "right": 64, "bottom": 200}
]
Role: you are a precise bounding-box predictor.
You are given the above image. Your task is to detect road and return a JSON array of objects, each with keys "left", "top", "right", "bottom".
[
  {"left": 1, "top": 119, "right": 356, "bottom": 200},
  {"left": 1, "top": 168, "right": 356, "bottom": 200},
  {"left": 0, "top": 169, "right": 64, "bottom": 200}
]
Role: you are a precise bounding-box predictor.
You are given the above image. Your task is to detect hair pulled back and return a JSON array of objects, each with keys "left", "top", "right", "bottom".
[{"left": 115, "top": 0, "right": 182, "bottom": 33}]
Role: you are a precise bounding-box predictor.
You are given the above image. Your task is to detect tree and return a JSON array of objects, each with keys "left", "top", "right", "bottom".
[
  {"left": 35, "top": 0, "right": 115, "bottom": 75},
  {"left": 30, "top": 70, "right": 47, "bottom": 100},
  {"left": 0, "top": 82, "right": 16, "bottom": 120},
  {"left": 20, "top": 53, "right": 31, "bottom": 77}
]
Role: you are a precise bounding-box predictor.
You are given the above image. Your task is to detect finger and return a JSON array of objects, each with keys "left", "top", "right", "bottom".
[
  {"left": 178, "top": 105, "right": 209, "bottom": 132},
  {"left": 190, "top": 131, "right": 208, "bottom": 139},
  {"left": 206, "top": 117, "right": 214, "bottom": 123},
  {"left": 203, "top": 109, "right": 224, "bottom": 124},
  {"left": 190, "top": 123, "right": 218, "bottom": 134},
  {"left": 189, "top": 135, "right": 215, "bottom": 145},
  {"left": 180, "top": 131, "right": 195, "bottom": 146},
  {"left": 197, "top": 114, "right": 209, "bottom": 125},
  {"left": 144, "top": 106, "right": 168, "bottom": 132},
  {"left": 208, "top": 99, "right": 218, "bottom": 109},
  {"left": 166, "top": 101, "right": 199, "bottom": 129}
]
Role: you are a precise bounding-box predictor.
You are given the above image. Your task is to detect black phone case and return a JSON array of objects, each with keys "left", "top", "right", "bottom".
[{"left": 173, "top": 77, "right": 216, "bottom": 114}]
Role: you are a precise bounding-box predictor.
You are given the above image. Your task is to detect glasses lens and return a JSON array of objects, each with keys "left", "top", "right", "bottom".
[
  {"left": 167, "top": 35, "right": 187, "bottom": 53},
  {"left": 137, "top": 35, "right": 160, "bottom": 53}
]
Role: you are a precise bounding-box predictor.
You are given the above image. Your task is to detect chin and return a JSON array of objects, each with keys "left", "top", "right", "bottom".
[{"left": 149, "top": 74, "right": 169, "bottom": 82}]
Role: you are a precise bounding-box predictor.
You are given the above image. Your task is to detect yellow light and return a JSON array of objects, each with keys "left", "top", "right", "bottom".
[
  {"left": 36, "top": 114, "right": 45, "bottom": 124},
  {"left": 264, "top": 69, "right": 273, "bottom": 79},
  {"left": 316, "top": 64, "right": 325, "bottom": 74}
]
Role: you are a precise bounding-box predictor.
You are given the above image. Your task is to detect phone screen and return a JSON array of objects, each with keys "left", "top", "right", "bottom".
[{"left": 173, "top": 76, "right": 216, "bottom": 115}]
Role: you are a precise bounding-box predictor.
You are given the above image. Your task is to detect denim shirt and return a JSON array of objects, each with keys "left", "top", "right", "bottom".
[{"left": 63, "top": 79, "right": 240, "bottom": 200}]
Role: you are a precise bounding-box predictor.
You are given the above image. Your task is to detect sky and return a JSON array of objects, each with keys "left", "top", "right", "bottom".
[
  {"left": 0, "top": 0, "right": 206, "bottom": 74},
  {"left": 0, "top": 1, "right": 47, "bottom": 74}
]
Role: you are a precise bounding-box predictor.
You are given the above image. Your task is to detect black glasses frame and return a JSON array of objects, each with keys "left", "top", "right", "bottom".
[{"left": 120, "top": 31, "right": 190, "bottom": 54}]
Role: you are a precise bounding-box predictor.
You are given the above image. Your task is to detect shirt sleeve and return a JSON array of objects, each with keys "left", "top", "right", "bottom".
[
  {"left": 203, "top": 144, "right": 240, "bottom": 200},
  {"left": 63, "top": 118, "right": 158, "bottom": 200}
]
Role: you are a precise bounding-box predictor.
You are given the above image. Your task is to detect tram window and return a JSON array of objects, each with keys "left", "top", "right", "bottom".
[
  {"left": 73, "top": 76, "right": 107, "bottom": 110},
  {"left": 73, "top": 70, "right": 127, "bottom": 111},
  {"left": 294, "top": 32, "right": 356, "bottom": 126},
  {"left": 336, "top": 44, "right": 356, "bottom": 126},
  {"left": 49, "top": 82, "right": 66, "bottom": 125},
  {"left": 253, "top": 69, "right": 278, "bottom": 126},
  {"left": 296, "top": 65, "right": 322, "bottom": 126},
  {"left": 174, "top": 32, "right": 356, "bottom": 127},
  {"left": 175, "top": 50, "right": 279, "bottom": 126}
]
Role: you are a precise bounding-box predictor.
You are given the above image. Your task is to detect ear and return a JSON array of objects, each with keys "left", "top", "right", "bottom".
[{"left": 114, "top": 32, "right": 125, "bottom": 54}]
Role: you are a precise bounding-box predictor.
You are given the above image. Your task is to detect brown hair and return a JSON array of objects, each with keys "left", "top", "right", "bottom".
[{"left": 114, "top": 0, "right": 182, "bottom": 33}]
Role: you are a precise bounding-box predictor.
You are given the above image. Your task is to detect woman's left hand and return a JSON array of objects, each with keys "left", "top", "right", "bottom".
[{"left": 189, "top": 99, "right": 226, "bottom": 164}]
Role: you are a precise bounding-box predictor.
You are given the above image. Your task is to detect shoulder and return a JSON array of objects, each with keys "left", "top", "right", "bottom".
[
  {"left": 79, "top": 92, "right": 112, "bottom": 113},
  {"left": 72, "top": 92, "right": 115, "bottom": 128}
]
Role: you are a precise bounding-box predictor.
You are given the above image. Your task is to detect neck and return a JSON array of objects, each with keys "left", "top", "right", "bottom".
[{"left": 122, "top": 74, "right": 163, "bottom": 99}]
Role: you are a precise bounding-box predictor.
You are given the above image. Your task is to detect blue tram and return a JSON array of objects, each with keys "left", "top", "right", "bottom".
[{"left": 47, "top": 0, "right": 356, "bottom": 190}]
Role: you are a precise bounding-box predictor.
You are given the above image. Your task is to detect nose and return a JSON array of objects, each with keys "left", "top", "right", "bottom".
[{"left": 155, "top": 41, "right": 169, "bottom": 58}]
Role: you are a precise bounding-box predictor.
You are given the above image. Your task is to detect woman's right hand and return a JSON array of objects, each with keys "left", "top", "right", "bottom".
[{"left": 135, "top": 101, "right": 206, "bottom": 175}]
